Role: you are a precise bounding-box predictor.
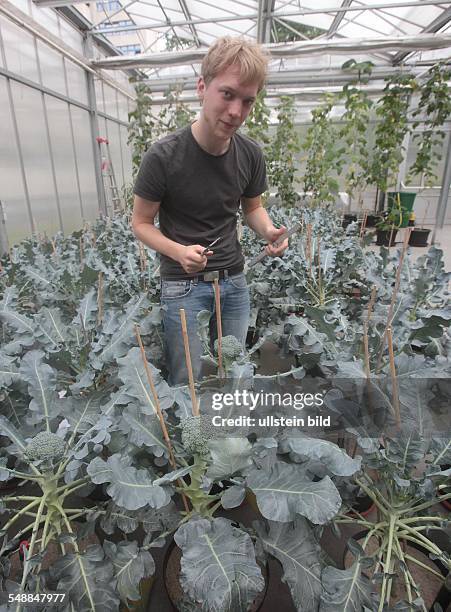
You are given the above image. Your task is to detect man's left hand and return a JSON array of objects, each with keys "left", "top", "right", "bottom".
[{"left": 265, "top": 226, "right": 289, "bottom": 257}]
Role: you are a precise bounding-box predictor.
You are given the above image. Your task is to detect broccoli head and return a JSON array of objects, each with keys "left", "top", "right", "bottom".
[
  {"left": 181, "top": 415, "right": 216, "bottom": 456},
  {"left": 214, "top": 335, "right": 244, "bottom": 369},
  {"left": 25, "top": 432, "right": 66, "bottom": 462}
]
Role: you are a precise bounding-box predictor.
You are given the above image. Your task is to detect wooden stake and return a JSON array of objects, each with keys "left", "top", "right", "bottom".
[
  {"left": 359, "top": 211, "right": 368, "bottom": 239},
  {"left": 179, "top": 309, "right": 199, "bottom": 416},
  {"left": 213, "top": 279, "right": 224, "bottom": 378},
  {"left": 363, "top": 321, "right": 371, "bottom": 378},
  {"left": 134, "top": 324, "right": 190, "bottom": 513},
  {"left": 317, "top": 235, "right": 322, "bottom": 301},
  {"left": 306, "top": 224, "right": 312, "bottom": 277},
  {"left": 97, "top": 272, "right": 104, "bottom": 325},
  {"left": 386, "top": 326, "right": 401, "bottom": 429},
  {"left": 367, "top": 287, "right": 377, "bottom": 324},
  {"left": 79, "top": 236, "right": 84, "bottom": 265},
  {"left": 377, "top": 228, "right": 412, "bottom": 370}
]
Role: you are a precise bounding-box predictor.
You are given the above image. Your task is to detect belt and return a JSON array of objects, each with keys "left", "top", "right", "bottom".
[{"left": 163, "top": 265, "right": 243, "bottom": 283}]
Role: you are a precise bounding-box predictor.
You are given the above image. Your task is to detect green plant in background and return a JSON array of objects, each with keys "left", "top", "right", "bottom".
[
  {"left": 128, "top": 83, "right": 195, "bottom": 178},
  {"left": 370, "top": 72, "right": 417, "bottom": 193},
  {"left": 407, "top": 62, "right": 451, "bottom": 187},
  {"left": 244, "top": 89, "right": 271, "bottom": 146},
  {"left": 266, "top": 95, "right": 300, "bottom": 208},
  {"left": 153, "top": 85, "right": 195, "bottom": 140},
  {"left": 127, "top": 82, "right": 155, "bottom": 177},
  {"left": 302, "top": 94, "right": 345, "bottom": 208},
  {"left": 338, "top": 60, "right": 374, "bottom": 210},
  {"left": 375, "top": 194, "right": 403, "bottom": 231}
]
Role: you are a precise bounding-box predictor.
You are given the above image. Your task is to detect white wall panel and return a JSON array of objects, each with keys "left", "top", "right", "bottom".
[
  {"left": 11, "top": 81, "right": 61, "bottom": 236},
  {"left": 0, "top": 76, "right": 32, "bottom": 245}
]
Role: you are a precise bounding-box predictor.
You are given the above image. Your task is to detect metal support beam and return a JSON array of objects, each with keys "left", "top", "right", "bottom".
[
  {"left": 84, "top": 35, "right": 107, "bottom": 217},
  {"left": 33, "top": 0, "right": 88, "bottom": 7},
  {"left": 177, "top": 0, "right": 201, "bottom": 47},
  {"left": 0, "top": 202, "right": 10, "bottom": 257},
  {"left": 393, "top": 6, "right": 451, "bottom": 64},
  {"left": 432, "top": 132, "right": 451, "bottom": 243},
  {"left": 92, "top": 33, "right": 451, "bottom": 69},
  {"left": 139, "top": 65, "right": 450, "bottom": 92},
  {"left": 327, "top": 0, "right": 353, "bottom": 37},
  {"left": 257, "top": 0, "right": 274, "bottom": 43},
  {"left": 90, "top": 0, "right": 451, "bottom": 34}
]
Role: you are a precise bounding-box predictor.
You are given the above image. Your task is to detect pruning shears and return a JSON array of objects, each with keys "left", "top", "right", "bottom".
[{"left": 202, "top": 236, "right": 221, "bottom": 256}]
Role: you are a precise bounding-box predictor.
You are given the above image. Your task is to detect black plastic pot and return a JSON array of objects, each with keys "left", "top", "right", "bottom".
[
  {"left": 343, "top": 530, "right": 450, "bottom": 611},
  {"left": 408, "top": 228, "right": 431, "bottom": 247},
  {"left": 365, "top": 214, "right": 381, "bottom": 228},
  {"left": 376, "top": 229, "right": 398, "bottom": 246},
  {"left": 342, "top": 214, "right": 357, "bottom": 229}
]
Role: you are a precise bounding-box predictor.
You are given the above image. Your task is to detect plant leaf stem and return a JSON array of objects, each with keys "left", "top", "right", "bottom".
[
  {"left": 354, "top": 477, "right": 389, "bottom": 514},
  {"left": 377, "top": 513, "right": 396, "bottom": 612},
  {"left": 1, "top": 498, "right": 42, "bottom": 533},
  {"left": 55, "top": 503, "right": 97, "bottom": 612},
  {"left": 397, "top": 522, "right": 446, "bottom": 559},
  {"left": 397, "top": 493, "right": 451, "bottom": 515},
  {"left": 16, "top": 494, "right": 48, "bottom": 612},
  {"left": 1, "top": 467, "right": 43, "bottom": 480}
]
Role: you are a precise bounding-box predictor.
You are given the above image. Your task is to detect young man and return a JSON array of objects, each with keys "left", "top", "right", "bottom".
[{"left": 132, "top": 37, "right": 288, "bottom": 385}]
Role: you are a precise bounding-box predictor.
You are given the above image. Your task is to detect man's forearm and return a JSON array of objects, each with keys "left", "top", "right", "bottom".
[
  {"left": 243, "top": 206, "right": 275, "bottom": 241},
  {"left": 132, "top": 222, "right": 184, "bottom": 263}
]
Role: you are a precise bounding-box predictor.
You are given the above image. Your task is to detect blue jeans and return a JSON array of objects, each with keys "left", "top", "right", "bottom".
[{"left": 161, "top": 272, "right": 250, "bottom": 386}]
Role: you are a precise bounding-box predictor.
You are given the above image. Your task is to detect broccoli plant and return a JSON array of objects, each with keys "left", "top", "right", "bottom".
[{"left": 0, "top": 349, "right": 174, "bottom": 611}]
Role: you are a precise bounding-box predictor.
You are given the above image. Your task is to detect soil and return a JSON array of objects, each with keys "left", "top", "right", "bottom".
[
  {"left": 343, "top": 533, "right": 449, "bottom": 611},
  {"left": 164, "top": 543, "right": 268, "bottom": 611}
]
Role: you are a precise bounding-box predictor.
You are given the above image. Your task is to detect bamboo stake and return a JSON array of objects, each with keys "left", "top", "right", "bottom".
[
  {"left": 179, "top": 309, "right": 199, "bottom": 416},
  {"left": 360, "top": 211, "right": 368, "bottom": 239},
  {"left": 134, "top": 325, "right": 190, "bottom": 513},
  {"left": 386, "top": 326, "right": 401, "bottom": 429},
  {"left": 317, "top": 235, "right": 322, "bottom": 302},
  {"left": 306, "top": 223, "right": 312, "bottom": 277},
  {"left": 139, "top": 242, "right": 145, "bottom": 272},
  {"left": 97, "top": 272, "right": 104, "bottom": 326},
  {"left": 367, "top": 287, "right": 377, "bottom": 324},
  {"left": 363, "top": 321, "right": 371, "bottom": 378},
  {"left": 79, "top": 236, "right": 84, "bottom": 266},
  {"left": 377, "top": 228, "right": 412, "bottom": 370},
  {"left": 213, "top": 279, "right": 224, "bottom": 378}
]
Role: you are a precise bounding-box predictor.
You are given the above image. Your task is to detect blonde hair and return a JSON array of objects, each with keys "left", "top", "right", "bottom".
[{"left": 201, "top": 37, "right": 269, "bottom": 92}]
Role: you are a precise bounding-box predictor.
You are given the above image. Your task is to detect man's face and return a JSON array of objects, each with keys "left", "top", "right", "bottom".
[{"left": 197, "top": 64, "right": 259, "bottom": 143}]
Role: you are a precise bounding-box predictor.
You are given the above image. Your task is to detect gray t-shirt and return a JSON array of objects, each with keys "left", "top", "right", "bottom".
[{"left": 133, "top": 124, "right": 268, "bottom": 279}]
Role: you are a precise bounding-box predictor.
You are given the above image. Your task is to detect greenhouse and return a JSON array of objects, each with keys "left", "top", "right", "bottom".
[{"left": 0, "top": 1, "right": 450, "bottom": 611}]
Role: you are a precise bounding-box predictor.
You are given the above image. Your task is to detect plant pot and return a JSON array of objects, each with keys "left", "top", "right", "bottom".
[
  {"left": 365, "top": 214, "right": 381, "bottom": 228},
  {"left": 345, "top": 494, "right": 375, "bottom": 518},
  {"left": 163, "top": 539, "right": 268, "bottom": 611},
  {"left": 408, "top": 228, "right": 431, "bottom": 247},
  {"left": 343, "top": 530, "right": 450, "bottom": 611},
  {"left": 387, "top": 192, "right": 416, "bottom": 228},
  {"left": 342, "top": 213, "right": 357, "bottom": 229},
  {"left": 376, "top": 229, "right": 398, "bottom": 246}
]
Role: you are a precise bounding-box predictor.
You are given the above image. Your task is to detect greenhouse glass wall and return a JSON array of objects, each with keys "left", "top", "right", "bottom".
[{"left": 0, "top": 2, "right": 450, "bottom": 611}]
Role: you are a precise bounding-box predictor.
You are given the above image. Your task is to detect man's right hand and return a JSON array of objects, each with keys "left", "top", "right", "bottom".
[{"left": 178, "top": 245, "right": 213, "bottom": 274}]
